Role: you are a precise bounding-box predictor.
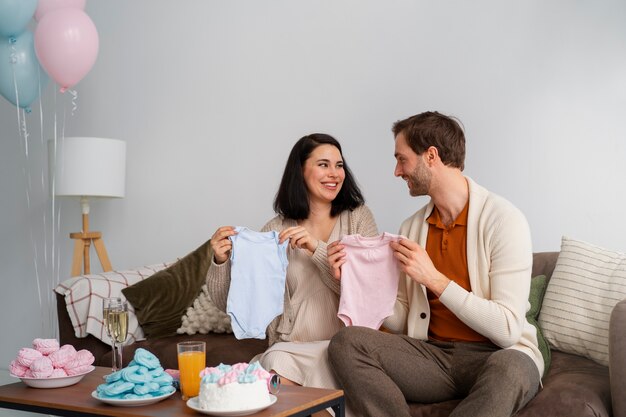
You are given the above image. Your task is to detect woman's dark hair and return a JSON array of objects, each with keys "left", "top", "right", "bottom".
[{"left": 273, "top": 133, "right": 365, "bottom": 220}]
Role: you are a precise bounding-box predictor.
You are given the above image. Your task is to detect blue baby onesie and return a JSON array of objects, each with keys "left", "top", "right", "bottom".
[{"left": 226, "top": 226, "right": 289, "bottom": 340}]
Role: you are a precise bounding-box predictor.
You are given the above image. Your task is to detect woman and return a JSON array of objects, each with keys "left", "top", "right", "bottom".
[{"left": 207, "top": 133, "right": 378, "bottom": 389}]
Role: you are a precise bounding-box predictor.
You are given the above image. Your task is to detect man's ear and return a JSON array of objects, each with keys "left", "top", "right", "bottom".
[{"left": 425, "top": 146, "right": 439, "bottom": 165}]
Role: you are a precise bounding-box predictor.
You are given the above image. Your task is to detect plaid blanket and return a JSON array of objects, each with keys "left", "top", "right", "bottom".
[{"left": 54, "top": 263, "right": 172, "bottom": 345}]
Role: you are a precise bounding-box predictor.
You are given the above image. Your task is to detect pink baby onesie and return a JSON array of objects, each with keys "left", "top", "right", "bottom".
[{"left": 338, "top": 232, "right": 402, "bottom": 329}]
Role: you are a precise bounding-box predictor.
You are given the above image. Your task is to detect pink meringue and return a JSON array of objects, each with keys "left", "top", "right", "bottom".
[
  {"left": 50, "top": 368, "right": 68, "bottom": 378},
  {"left": 9, "top": 360, "right": 28, "bottom": 377},
  {"left": 74, "top": 349, "right": 95, "bottom": 366},
  {"left": 30, "top": 356, "right": 54, "bottom": 378},
  {"left": 11, "top": 340, "right": 92, "bottom": 379},
  {"left": 49, "top": 345, "right": 77, "bottom": 368},
  {"left": 66, "top": 364, "right": 93, "bottom": 376},
  {"left": 33, "top": 338, "right": 60, "bottom": 355},
  {"left": 165, "top": 369, "right": 180, "bottom": 379},
  {"left": 64, "top": 349, "right": 95, "bottom": 375},
  {"left": 16, "top": 348, "right": 43, "bottom": 367}
]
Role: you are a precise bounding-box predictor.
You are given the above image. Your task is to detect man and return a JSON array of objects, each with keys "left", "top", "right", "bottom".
[{"left": 327, "top": 111, "right": 542, "bottom": 417}]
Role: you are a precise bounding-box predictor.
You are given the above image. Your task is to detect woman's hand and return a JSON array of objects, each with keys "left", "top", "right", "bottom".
[
  {"left": 210, "top": 226, "right": 237, "bottom": 264},
  {"left": 279, "top": 226, "right": 319, "bottom": 254},
  {"left": 327, "top": 240, "right": 346, "bottom": 280}
]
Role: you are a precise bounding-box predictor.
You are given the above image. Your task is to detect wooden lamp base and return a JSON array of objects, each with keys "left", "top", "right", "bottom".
[
  {"left": 70, "top": 230, "right": 112, "bottom": 276},
  {"left": 70, "top": 202, "right": 113, "bottom": 277}
]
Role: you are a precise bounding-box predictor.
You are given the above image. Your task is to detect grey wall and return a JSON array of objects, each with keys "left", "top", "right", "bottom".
[{"left": 1, "top": 0, "right": 625, "bottom": 368}]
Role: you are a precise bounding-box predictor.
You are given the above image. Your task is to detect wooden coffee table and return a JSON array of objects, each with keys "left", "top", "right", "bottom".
[{"left": 0, "top": 367, "right": 345, "bottom": 417}]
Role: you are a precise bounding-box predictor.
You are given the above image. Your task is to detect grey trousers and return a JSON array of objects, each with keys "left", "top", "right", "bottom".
[{"left": 328, "top": 326, "right": 540, "bottom": 417}]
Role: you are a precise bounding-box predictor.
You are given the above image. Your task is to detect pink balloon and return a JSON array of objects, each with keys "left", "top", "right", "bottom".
[
  {"left": 34, "top": 8, "right": 99, "bottom": 92},
  {"left": 34, "top": 0, "right": 86, "bottom": 22}
]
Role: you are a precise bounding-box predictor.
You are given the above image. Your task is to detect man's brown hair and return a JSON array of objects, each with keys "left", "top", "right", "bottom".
[{"left": 392, "top": 111, "right": 466, "bottom": 170}]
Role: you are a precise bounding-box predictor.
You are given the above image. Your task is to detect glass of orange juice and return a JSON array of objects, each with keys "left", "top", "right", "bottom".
[{"left": 177, "top": 341, "right": 206, "bottom": 400}]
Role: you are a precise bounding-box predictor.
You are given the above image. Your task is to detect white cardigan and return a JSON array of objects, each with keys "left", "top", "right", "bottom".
[{"left": 384, "top": 177, "right": 543, "bottom": 376}]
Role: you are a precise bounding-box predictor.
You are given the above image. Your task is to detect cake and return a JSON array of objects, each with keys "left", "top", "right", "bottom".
[{"left": 198, "top": 362, "right": 272, "bottom": 411}]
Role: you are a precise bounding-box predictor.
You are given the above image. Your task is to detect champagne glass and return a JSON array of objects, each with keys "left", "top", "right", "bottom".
[{"left": 102, "top": 297, "right": 129, "bottom": 371}]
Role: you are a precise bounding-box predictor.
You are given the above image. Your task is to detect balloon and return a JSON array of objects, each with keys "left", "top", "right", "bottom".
[
  {"left": 34, "top": 0, "right": 86, "bottom": 22},
  {"left": 34, "top": 8, "right": 99, "bottom": 92},
  {"left": 0, "top": 0, "right": 38, "bottom": 38},
  {"left": 0, "top": 31, "right": 48, "bottom": 111}
]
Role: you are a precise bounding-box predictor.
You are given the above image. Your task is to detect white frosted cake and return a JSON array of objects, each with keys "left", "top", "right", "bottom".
[{"left": 198, "top": 362, "right": 271, "bottom": 411}]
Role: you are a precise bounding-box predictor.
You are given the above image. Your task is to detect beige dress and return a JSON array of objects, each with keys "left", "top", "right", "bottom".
[{"left": 206, "top": 205, "right": 378, "bottom": 388}]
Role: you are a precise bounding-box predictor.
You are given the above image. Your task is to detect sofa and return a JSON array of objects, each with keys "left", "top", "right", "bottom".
[{"left": 56, "top": 250, "right": 626, "bottom": 417}]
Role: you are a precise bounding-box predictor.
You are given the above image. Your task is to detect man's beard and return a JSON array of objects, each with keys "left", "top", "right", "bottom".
[{"left": 407, "top": 165, "right": 431, "bottom": 197}]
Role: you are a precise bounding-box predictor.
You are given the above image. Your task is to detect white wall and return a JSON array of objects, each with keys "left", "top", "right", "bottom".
[{"left": 1, "top": 0, "right": 625, "bottom": 368}]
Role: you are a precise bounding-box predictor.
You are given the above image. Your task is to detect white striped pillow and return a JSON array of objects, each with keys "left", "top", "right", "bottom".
[{"left": 538, "top": 237, "right": 626, "bottom": 366}]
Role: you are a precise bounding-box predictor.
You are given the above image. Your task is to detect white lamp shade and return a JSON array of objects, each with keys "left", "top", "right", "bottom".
[{"left": 48, "top": 137, "right": 126, "bottom": 198}]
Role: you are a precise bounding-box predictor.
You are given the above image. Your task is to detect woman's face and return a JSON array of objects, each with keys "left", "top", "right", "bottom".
[{"left": 302, "top": 144, "right": 345, "bottom": 205}]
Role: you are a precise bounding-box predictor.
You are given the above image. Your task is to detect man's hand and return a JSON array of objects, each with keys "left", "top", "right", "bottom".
[{"left": 390, "top": 238, "right": 451, "bottom": 297}]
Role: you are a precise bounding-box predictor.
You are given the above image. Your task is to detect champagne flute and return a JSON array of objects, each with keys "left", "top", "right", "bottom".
[{"left": 102, "top": 297, "right": 129, "bottom": 371}]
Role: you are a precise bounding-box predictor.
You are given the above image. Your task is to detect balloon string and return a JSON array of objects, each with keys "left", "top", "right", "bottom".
[
  {"left": 51, "top": 92, "right": 61, "bottom": 338},
  {"left": 11, "top": 42, "right": 30, "bottom": 158},
  {"left": 9, "top": 37, "right": 17, "bottom": 63},
  {"left": 69, "top": 89, "right": 78, "bottom": 116},
  {"left": 41, "top": 90, "right": 48, "bottom": 270},
  {"left": 62, "top": 95, "right": 67, "bottom": 138},
  {"left": 11, "top": 41, "right": 23, "bottom": 143},
  {"left": 53, "top": 199, "right": 63, "bottom": 339},
  {"left": 31, "top": 229, "right": 44, "bottom": 336},
  {"left": 40, "top": 79, "right": 59, "bottom": 338},
  {"left": 21, "top": 115, "right": 30, "bottom": 157},
  {"left": 52, "top": 93, "right": 70, "bottom": 337},
  {"left": 20, "top": 109, "right": 32, "bottom": 207},
  {"left": 17, "top": 106, "right": 45, "bottom": 335}
]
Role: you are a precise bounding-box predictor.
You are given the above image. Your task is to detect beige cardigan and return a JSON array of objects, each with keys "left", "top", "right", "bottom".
[{"left": 384, "top": 177, "right": 544, "bottom": 376}]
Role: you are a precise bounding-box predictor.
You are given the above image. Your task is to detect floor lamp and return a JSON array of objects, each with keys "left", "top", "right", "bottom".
[{"left": 49, "top": 137, "right": 126, "bottom": 276}]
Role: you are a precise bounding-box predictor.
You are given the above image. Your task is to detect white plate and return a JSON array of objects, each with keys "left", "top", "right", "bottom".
[
  {"left": 91, "top": 389, "right": 175, "bottom": 407},
  {"left": 11, "top": 366, "right": 95, "bottom": 388},
  {"left": 186, "top": 395, "right": 277, "bottom": 416}
]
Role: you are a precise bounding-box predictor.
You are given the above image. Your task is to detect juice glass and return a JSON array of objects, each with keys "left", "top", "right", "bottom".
[{"left": 177, "top": 341, "right": 206, "bottom": 400}]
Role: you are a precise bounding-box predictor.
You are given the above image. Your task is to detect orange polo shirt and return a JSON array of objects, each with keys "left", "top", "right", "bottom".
[{"left": 426, "top": 202, "right": 489, "bottom": 343}]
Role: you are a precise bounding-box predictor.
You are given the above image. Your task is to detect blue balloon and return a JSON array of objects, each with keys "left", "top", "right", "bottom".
[
  {"left": 0, "top": 0, "right": 38, "bottom": 38},
  {"left": 0, "top": 31, "right": 48, "bottom": 111}
]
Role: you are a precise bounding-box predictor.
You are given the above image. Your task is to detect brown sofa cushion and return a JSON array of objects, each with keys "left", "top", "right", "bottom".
[
  {"left": 122, "top": 239, "right": 212, "bottom": 339},
  {"left": 514, "top": 351, "right": 610, "bottom": 417}
]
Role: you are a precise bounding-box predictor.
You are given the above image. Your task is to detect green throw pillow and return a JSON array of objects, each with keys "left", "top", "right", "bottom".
[
  {"left": 526, "top": 274, "right": 551, "bottom": 376},
  {"left": 122, "top": 239, "right": 213, "bottom": 339}
]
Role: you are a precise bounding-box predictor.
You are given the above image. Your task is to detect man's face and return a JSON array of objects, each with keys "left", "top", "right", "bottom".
[{"left": 394, "top": 132, "right": 431, "bottom": 197}]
